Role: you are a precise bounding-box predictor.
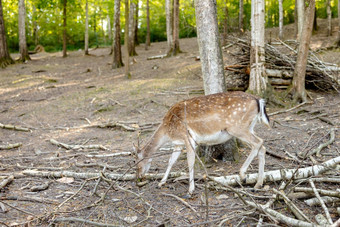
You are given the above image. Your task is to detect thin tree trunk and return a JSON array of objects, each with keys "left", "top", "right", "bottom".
[
  {"left": 171, "top": 0, "right": 180, "bottom": 56},
  {"left": 291, "top": 0, "right": 315, "bottom": 103},
  {"left": 165, "top": 0, "right": 173, "bottom": 54},
  {"left": 18, "top": 0, "right": 30, "bottom": 62},
  {"left": 128, "top": 1, "right": 137, "bottom": 56},
  {"left": 145, "top": 0, "right": 150, "bottom": 50},
  {"left": 124, "top": 0, "right": 131, "bottom": 78},
  {"left": 239, "top": 0, "right": 244, "bottom": 32},
  {"left": 296, "top": 0, "right": 304, "bottom": 40},
  {"left": 338, "top": 0, "right": 340, "bottom": 46},
  {"left": 222, "top": 0, "right": 228, "bottom": 45},
  {"left": 107, "top": 15, "right": 112, "bottom": 43},
  {"left": 0, "top": 0, "right": 14, "bottom": 68},
  {"left": 248, "top": 0, "right": 267, "bottom": 96},
  {"left": 62, "top": 0, "right": 67, "bottom": 58},
  {"left": 327, "top": 0, "right": 332, "bottom": 36},
  {"left": 134, "top": 0, "right": 139, "bottom": 45},
  {"left": 33, "top": 5, "right": 38, "bottom": 45},
  {"left": 278, "top": 0, "right": 283, "bottom": 39},
  {"left": 112, "top": 0, "right": 123, "bottom": 68},
  {"left": 84, "top": 0, "right": 89, "bottom": 55},
  {"left": 313, "top": 6, "right": 318, "bottom": 31}
]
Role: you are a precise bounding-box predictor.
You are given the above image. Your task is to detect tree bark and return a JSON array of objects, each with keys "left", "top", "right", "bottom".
[
  {"left": 291, "top": 0, "right": 315, "bottom": 103},
  {"left": 112, "top": 0, "right": 123, "bottom": 68},
  {"left": 124, "top": 0, "right": 131, "bottom": 78},
  {"left": 278, "top": 0, "right": 283, "bottom": 39},
  {"left": 248, "top": 0, "right": 267, "bottom": 96},
  {"left": 134, "top": 0, "right": 139, "bottom": 45},
  {"left": 222, "top": 0, "right": 228, "bottom": 45},
  {"left": 327, "top": 0, "right": 331, "bottom": 36},
  {"left": 0, "top": 0, "right": 14, "bottom": 68},
  {"left": 165, "top": 0, "right": 173, "bottom": 54},
  {"left": 296, "top": 0, "right": 304, "bottom": 40},
  {"left": 145, "top": 0, "right": 150, "bottom": 50},
  {"left": 18, "top": 0, "right": 30, "bottom": 62},
  {"left": 128, "top": 0, "right": 137, "bottom": 56},
  {"left": 84, "top": 0, "right": 89, "bottom": 55},
  {"left": 338, "top": 0, "right": 340, "bottom": 46},
  {"left": 171, "top": 0, "right": 180, "bottom": 56},
  {"left": 107, "top": 14, "right": 111, "bottom": 44},
  {"left": 33, "top": 5, "right": 38, "bottom": 45},
  {"left": 62, "top": 0, "right": 67, "bottom": 58},
  {"left": 239, "top": 0, "right": 244, "bottom": 32}
]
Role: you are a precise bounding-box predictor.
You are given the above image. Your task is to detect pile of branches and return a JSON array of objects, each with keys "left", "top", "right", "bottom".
[{"left": 224, "top": 36, "right": 340, "bottom": 91}]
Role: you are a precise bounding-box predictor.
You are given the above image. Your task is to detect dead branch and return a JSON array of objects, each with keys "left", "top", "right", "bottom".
[
  {"left": 309, "top": 179, "right": 333, "bottom": 225},
  {"left": 30, "top": 182, "right": 50, "bottom": 192},
  {"left": 245, "top": 200, "right": 318, "bottom": 227},
  {"left": 161, "top": 192, "right": 198, "bottom": 215},
  {"left": 0, "top": 195, "right": 58, "bottom": 204},
  {"left": 0, "top": 175, "right": 14, "bottom": 189},
  {"left": 85, "top": 152, "right": 131, "bottom": 158},
  {"left": 0, "top": 143, "right": 22, "bottom": 150},
  {"left": 22, "top": 169, "right": 186, "bottom": 181},
  {"left": 305, "top": 196, "right": 340, "bottom": 206},
  {"left": 268, "top": 102, "right": 310, "bottom": 116},
  {"left": 210, "top": 156, "right": 340, "bottom": 187},
  {"left": 52, "top": 217, "right": 118, "bottom": 227},
  {"left": 294, "top": 187, "right": 340, "bottom": 198},
  {"left": 0, "top": 123, "right": 30, "bottom": 132},
  {"left": 147, "top": 54, "right": 167, "bottom": 60},
  {"left": 50, "top": 139, "right": 108, "bottom": 151}
]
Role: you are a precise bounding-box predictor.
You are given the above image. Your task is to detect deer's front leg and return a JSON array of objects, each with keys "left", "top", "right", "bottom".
[
  {"left": 159, "top": 150, "right": 181, "bottom": 187},
  {"left": 254, "top": 146, "right": 266, "bottom": 189}
]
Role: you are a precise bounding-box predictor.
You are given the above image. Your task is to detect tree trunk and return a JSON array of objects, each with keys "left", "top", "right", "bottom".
[
  {"left": 194, "top": 0, "right": 238, "bottom": 163},
  {"left": 239, "top": 0, "right": 244, "bottom": 32},
  {"left": 0, "top": 0, "right": 14, "bottom": 68},
  {"left": 145, "top": 0, "right": 150, "bottom": 50},
  {"left": 112, "top": 0, "right": 123, "bottom": 68},
  {"left": 128, "top": 0, "right": 137, "bottom": 56},
  {"left": 296, "top": 0, "right": 304, "bottom": 40},
  {"left": 107, "top": 14, "right": 111, "bottom": 43},
  {"left": 18, "top": 0, "right": 30, "bottom": 62},
  {"left": 313, "top": 6, "right": 318, "bottom": 31},
  {"left": 32, "top": 5, "right": 38, "bottom": 45},
  {"left": 134, "top": 0, "right": 139, "bottom": 45},
  {"left": 291, "top": 0, "right": 315, "bottom": 103},
  {"left": 124, "top": 0, "right": 131, "bottom": 78},
  {"left": 278, "top": 0, "right": 283, "bottom": 39},
  {"left": 248, "top": 0, "right": 267, "bottom": 96},
  {"left": 338, "top": 0, "right": 340, "bottom": 46},
  {"left": 165, "top": 0, "right": 173, "bottom": 54},
  {"left": 222, "top": 0, "right": 228, "bottom": 45},
  {"left": 171, "top": 0, "right": 180, "bottom": 56},
  {"left": 62, "top": 0, "right": 67, "bottom": 58},
  {"left": 327, "top": 0, "right": 332, "bottom": 36},
  {"left": 84, "top": 0, "right": 89, "bottom": 55}
]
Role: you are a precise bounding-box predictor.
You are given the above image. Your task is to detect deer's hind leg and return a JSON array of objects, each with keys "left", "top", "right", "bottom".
[{"left": 159, "top": 148, "right": 182, "bottom": 187}]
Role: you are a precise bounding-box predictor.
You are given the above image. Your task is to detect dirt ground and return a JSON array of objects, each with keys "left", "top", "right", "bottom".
[{"left": 0, "top": 19, "right": 340, "bottom": 226}]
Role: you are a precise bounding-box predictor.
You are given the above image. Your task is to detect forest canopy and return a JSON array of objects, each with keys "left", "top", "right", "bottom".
[{"left": 2, "top": 0, "right": 339, "bottom": 53}]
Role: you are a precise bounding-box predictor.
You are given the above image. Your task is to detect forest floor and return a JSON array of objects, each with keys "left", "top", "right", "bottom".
[{"left": 0, "top": 19, "right": 340, "bottom": 226}]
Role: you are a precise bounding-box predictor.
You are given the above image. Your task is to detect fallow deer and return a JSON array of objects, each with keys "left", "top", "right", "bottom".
[{"left": 135, "top": 91, "right": 270, "bottom": 195}]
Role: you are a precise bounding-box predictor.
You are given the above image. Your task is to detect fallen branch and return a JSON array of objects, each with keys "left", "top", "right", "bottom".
[
  {"left": 0, "top": 123, "right": 30, "bottom": 132},
  {"left": 85, "top": 152, "right": 131, "bottom": 158},
  {"left": 147, "top": 54, "right": 167, "bottom": 60},
  {"left": 0, "top": 143, "right": 22, "bottom": 150},
  {"left": 52, "top": 217, "right": 118, "bottom": 227},
  {"left": 0, "top": 175, "right": 14, "bottom": 189},
  {"left": 210, "top": 156, "right": 340, "bottom": 187},
  {"left": 305, "top": 196, "right": 340, "bottom": 206},
  {"left": 50, "top": 139, "right": 108, "bottom": 151},
  {"left": 0, "top": 195, "right": 58, "bottom": 204},
  {"left": 22, "top": 169, "right": 186, "bottom": 181},
  {"left": 294, "top": 187, "right": 340, "bottom": 198},
  {"left": 268, "top": 102, "right": 310, "bottom": 116},
  {"left": 161, "top": 192, "right": 198, "bottom": 215}
]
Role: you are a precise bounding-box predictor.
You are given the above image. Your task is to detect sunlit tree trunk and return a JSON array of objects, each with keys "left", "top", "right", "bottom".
[
  {"left": 291, "top": 0, "right": 315, "bottom": 103},
  {"left": 165, "top": 0, "right": 173, "bottom": 54},
  {"left": 18, "top": 0, "right": 30, "bottom": 62},
  {"left": 145, "top": 0, "right": 150, "bottom": 50},
  {"left": 248, "top": 0, "right": 267, "bottom": 96},
  {"left": 327, "top": 0, "right": 331, "bottom": 36},
  {"left": 33, "top": 5, "right": 38, "bottom": 45},
  {"left": 112, "top": 0, "right": 123, "bottom": 68},
  {"left": 296, "top": 0, "right": 304, "bottom": 39},
  {"left": 124, "top": 0, "right": 131, "bottom": 78},
  {"left": 84, "top": 0, "right": 89, "bottom": 55},
  {"left": 128, "top": 0, "right": 137, "bottom": 56},
  {"left": 278, "top": 0, "right": 283, "bottom": 39},
  {"left": 62, "top": 0, "right": 67, "bottom": 58},
  {"left": 239, "top": 0, "right": 244, "bottom": 32},
  {"left": 0, "top": 0, "right": 14, "bottom": 68}
]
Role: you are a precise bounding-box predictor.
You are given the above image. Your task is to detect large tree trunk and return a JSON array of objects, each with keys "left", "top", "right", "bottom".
[
  {"left": 171, "top": 0, "right": 180, "bottom": 56},
  {"left": 112, "top": 0, "right": 123, "bottom": 69},
  {"left": 296, "top": 0, "right": 304, "bottom": 39},
  {"left": 248, "top": 0, "right": 267, "bottom": 96},
  {"left": 278, "top": 0, "right": 283, "bottom": 39},
  {"left": 239, "top": 0, "right": 244, "bottom": 32},
  {"left": 0, "top": 0, "right": 14, "bottom": 68},
  {"left": 145, "top": 0, "right": 150, "bottom": 50},
  {"left": 124, "top": 0, "right": 131, "bottom": 78},
  {"left": 327, "top": 0, "right": 331, "bottom": 36},
  {"left": 62, "top": 0, "right": 67, "bottom": 58},
  {"left": 128, "top": 0, "right": 137, "bottom": 56},
  {"left": 84, "top": 0, "right": 89, "bottom": 55},
  {"left": 18, "top": 0, "right": 30, "bottom": 62},
  {"left": 165, "top": 0, "right": 173, "bottom": 54},
  {"left": 291, "top": 0, "right": 315, "bottom": 103},
  {"left": 194, "top": 0, "right": 238, "bottom": 163}
]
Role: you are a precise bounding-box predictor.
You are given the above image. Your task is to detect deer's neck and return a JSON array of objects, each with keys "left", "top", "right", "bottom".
[{"left": 140, "top": 125, "right": 169, "bottom": 159}]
